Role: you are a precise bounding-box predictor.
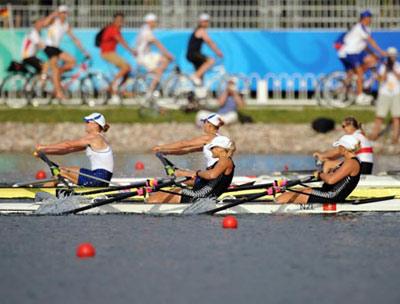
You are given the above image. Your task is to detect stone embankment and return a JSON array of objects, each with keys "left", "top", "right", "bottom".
[{"left": 1, "top": 122, "right": 399, "bottom": 154}]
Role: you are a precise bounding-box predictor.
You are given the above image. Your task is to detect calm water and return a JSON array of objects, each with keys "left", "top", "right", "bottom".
[
  {"left": 0, "top": 152, "right": 399, "bottom": 183},
  {"left": 1, "top": 214, "right": 400, "bottom": 304},
  {"left": 1, "top": 153, "right": 400, "bottom": 304}
]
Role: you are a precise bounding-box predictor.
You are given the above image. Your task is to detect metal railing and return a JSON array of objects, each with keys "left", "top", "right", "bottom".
[{"left": 1, "top": 0, "right": 400, "bottom": 29}]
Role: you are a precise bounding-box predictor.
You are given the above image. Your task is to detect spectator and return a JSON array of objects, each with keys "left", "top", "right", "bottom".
[
  {"left": 369, "top": 47, "right": 400, "bottom": 144},
  {"left": 196, "top": 78, "right": 245, "bottom": 126}
]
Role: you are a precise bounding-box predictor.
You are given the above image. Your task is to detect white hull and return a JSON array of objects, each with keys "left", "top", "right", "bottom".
[{"left": 1, "top": 199, "right": 400, "bottom": 215}]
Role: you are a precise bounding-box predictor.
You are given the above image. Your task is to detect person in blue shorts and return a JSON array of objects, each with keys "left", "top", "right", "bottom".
[
  {"left": 337, "top": 10, "right": 387, "bottom": 105},
  {"left": 35, "top": 113, "right": 114, "bottom": 187}
]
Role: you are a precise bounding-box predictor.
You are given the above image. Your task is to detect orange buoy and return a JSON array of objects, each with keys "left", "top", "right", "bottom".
[
  {"left": 35, "top": 170, "right": 47, "bottom": 180},
  {"left": 135, "top": 161, "right": 145, "bottom": 170},
  {"left": 76, "top": 243, "right": 96, "bottom": 258},
  {"left": 222, "top": 215, "right": 238, "bottom": 229}
]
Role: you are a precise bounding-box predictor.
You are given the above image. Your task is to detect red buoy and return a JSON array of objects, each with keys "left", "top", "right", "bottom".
[
  {"left": 35, "top": 170, "right": 47, "bottom": 180},
  {"left": 135, "top": 161, "right": 145, "bottom": 170},
  {"left": 222, "top": 215, "right": 238, "bottom": 229},
  {"left": 76, "top": 243, "right": 96, "bottom": 258}
]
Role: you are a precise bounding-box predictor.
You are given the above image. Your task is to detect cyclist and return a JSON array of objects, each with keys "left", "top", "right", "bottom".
[
  {"left": 136, "top": 13, "right": 174, "bottom": 98},
  {"left": 186, "top": 13, "right": 223, "bottom": 86},
  {"left": 99, "top": 12, "right": 136, "bottom": 101},
  {"left": 20, "top": 13, "right": 56, "bottom": 75},
  {"left": 337, "top": 10, "right": 387, "bottom": 105},
  {"left": 43, "top": 5, "right": 90, "bottom": 100}
]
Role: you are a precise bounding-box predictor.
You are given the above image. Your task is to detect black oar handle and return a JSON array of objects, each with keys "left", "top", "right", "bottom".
[
  {"left": 36, "top": 151, "right": 59, "bottom": 169},
  {"left": 155, "top": 152, "right": 177, "bottom": 176},
  {"left": 78, "top": 179, "right": 157, "bottom": 196}
]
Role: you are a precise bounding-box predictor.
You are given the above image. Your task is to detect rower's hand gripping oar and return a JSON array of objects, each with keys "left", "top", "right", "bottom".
[
  {"left": 34, "top": 151, "right": 71, "bottom": 188},
  {"left": 155, "top": 152, "right": 177, "bottom": 176},
  {"left": 61, "top": 176, "right": 189, "bottom": 215},
  {"left": 200, "top": 176, "right": 316, "bottom": 215}
]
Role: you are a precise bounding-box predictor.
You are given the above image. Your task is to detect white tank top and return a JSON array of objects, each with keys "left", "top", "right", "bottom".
[
  {"left": 46, "top": 18, "right": 69, "bottom": 47},
  {"left": 353, "top": 130, "right": 373, "bottom": 163},
  {"left": 21, "top": 29, "right": 41, "bottom": 59},
  {"left": 203, "top": 134, "right": 221, "bottom": 168},
  {"left": 85, "top": 144, "right": 114, "bottom": 173}
]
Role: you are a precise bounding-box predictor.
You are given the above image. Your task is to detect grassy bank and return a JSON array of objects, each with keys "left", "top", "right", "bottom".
[{"left": 0, "top": 106, "right": 376, "bottom": 124}]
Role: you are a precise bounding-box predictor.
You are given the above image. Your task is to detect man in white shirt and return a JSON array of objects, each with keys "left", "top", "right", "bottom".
[
  {"left": 136, "top": 13, "right": 174, "bottom": 98},
  {"left": 369, "top": 47, "right": 400, "bottom": 143},
  {"left": 338, "top": 10, "right": 387, "bottom": 105}
]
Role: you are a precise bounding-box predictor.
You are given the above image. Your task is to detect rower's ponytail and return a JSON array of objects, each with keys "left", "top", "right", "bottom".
[{"left": 102, "top": 124, "right": 110, "bottom": 133}]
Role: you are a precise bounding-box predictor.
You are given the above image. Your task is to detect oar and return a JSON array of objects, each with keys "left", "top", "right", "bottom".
[
  {"left": 350, "top": 195, "right": 395, "bottom": 205},
  {"left": 35, "top": 151, "right": 71, "bottom": 188},
  {"left": 12, "top": 177, "right": 58, "bottom": 187},
  {"left": 62, "top": 176, "right": 189, "bottom": 215},
  {"left": 195, "top": 176, "right": 315, "bottom": 215},
  {"left": 155, "top": 152, "right": 177, "bottom": 176}
]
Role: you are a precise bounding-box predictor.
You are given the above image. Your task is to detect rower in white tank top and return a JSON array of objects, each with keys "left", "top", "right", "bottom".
[
  {"left": 86, "top": 143, "right": 114, "bottom": 173},
  {"left": 46, "top": 18, "right": 69, "bottom": 47},
  {"left": 352, "top": 129, "right": 373, "bottom": 164}
]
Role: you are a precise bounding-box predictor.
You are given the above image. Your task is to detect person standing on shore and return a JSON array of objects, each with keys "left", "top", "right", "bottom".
[{"left": 369, "top": 47, "right": 400, "bottom": 144}]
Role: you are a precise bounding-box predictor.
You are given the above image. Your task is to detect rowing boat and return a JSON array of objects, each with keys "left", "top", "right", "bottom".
[
  {"left": 2, "top": 175, "right": 400, "bottom": 199},
  {"left": 1, "top": 199, "right": 400, "bottom": 215}
]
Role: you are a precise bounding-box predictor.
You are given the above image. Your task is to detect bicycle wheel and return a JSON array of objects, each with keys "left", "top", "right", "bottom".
[
  {"left": 1, "top": 74, "right": 28, "bottom": 108},
  {"left": 25, "top": 75, "right": 53, "bottom": 107},
  {"left": 81, "top": 72, "right": 110, "bottom": 107},
  {"left": 121, "top": 75, "right": 148, "bottom": 106},
  {"left": 163, "top": 74, "right": 195, "bottom": 104},
  {"left": 320, "top": 71, "right": 356, "bottom": 108},
  {"left": 60, "top": 76, "right": 83, "bottom": 105}
]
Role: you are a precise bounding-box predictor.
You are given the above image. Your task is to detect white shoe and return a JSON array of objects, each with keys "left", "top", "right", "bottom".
[
  {"left": 190, "top": 75, "right": 202, "bottom": 86},
  {"left": 109, "top": 94, "right": 121, "bottom": 105},
  {"left": 355, "top": 93, "right": 373, "bottom": 105}
]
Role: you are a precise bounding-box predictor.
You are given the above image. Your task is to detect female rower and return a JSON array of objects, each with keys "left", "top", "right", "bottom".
[
  {"left": 313, "top": 116, "right": 373, "bottom": 174},
  {"left": 35, "top": 112, "right": 113, "bottom": 186},
  {"left": 277, "top": 135, "right": 361, "bottom": 204},
  {"left": 147, "top": 136, "right": 235, "bottom": 203},
  {"left": 152, "top": 113, "right": 225, "bottom": 168}
]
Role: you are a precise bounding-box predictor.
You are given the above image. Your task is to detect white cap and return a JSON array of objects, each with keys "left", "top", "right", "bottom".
[
  {"left": 144, "top": 13, "right": 157, "bottom": 22},
  {"left": 201, "top": 113, "right": 224, "bottom": 127},
  {"left": 199, "top": 13, "right": 210, "bottom": 22},
  {"left": 387, "top": 47, "right": 398, "bottom": 56},
  {"left": 58, "top": 5, "right": 69, "bottom": 13},
  {"left": 208, "top": 136, "right": 233, "bottom": 150},
  {"left": 333, "top": 135, "right": 360, "bottom": 151},
  {"left": 84, "top": 113, "right": 106, "bottom": 128}
]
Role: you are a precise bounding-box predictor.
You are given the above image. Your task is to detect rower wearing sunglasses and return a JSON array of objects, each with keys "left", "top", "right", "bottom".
[
  {"left": 35, "top": 113, "right": 114, "bottom": 186},
  {"left": 313, "top": 116, "right": 373, "bottom": 174},
  {"left": 277, "top": 135, "right": 361, "bottom": 204}
]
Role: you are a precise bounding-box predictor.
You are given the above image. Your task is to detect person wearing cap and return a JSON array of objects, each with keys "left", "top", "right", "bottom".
[
  {"left": 136, "top": 13, "right": 174, "bottom": 98},
  {"left": 43, "top": 6, "right": 90, "bottom": 100},
  {"left": 314, "top": 116, "right": 373, "bottom": 174},
  {"left": 152, "top": 113, "right": 226, "bottom": 169},
  {"left": 186, "top": 13, "right": 223, "bottom": 85},
  {"left": 337, "top": 9, "right": 387, "bottom": 105},
  {"left": 277, "top": 135, "right": 361, "bottom": 204},
  {"left": 35, "top": 113, "right": 114, "bottom": 187},
  {"left": 196, "top": 77, "right": 245, "bottom": 125},
  {"left": 148, "top": 136, "right": 235, "bottom": 204},
  {"left": 369, "top": 47, "right": 400, "bottom": 143},
  {"left": 99, "top": 12, "right": 136, "bottom": 101}
]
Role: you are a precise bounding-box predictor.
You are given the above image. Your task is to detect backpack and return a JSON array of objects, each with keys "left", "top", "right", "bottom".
[
  {"left": 333, "top": 32, "right": 346, "bottom": 50},
  {"left": 94, "top": 27, "right": 106, "bottom": 47}
]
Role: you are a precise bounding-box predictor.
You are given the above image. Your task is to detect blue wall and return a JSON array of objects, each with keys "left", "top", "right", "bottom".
[{"left": 1, "top": 29, "right": 400, "bottom": 79}]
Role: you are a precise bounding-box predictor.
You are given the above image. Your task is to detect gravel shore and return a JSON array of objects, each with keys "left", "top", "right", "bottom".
[{"left": 1, "top": 122, "right": 399, "bottom": 154}]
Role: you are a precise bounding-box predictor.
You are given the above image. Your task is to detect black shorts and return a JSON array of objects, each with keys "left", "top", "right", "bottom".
[
  {"left": 44, "top": 46, "right": 63, "bottom": 59},
  {"left": 186, "top": 52, "right": 207, "bottom": 70},
  {"left": 360, "top": 162, "right": 373, "bottom": 175},
  {"left": 22, "top": 56, "right": 42, "bottom": 74}
]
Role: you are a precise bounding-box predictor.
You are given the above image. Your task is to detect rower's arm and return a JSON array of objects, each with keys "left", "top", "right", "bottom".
[
  {"left": 314, "top": 147, "right": 341, "bottom": 161},
  {"left": 36, "top": 137, "right": 89, "bottom": 155},
  {"left": 197, "top": 158, "right": 230, "bottom": 180},
  {"left": 319, "top": 159, "right": 355, "bottom": 184},
  {"left": 152, "top": 135, "right": 210, "bottom": 154}
]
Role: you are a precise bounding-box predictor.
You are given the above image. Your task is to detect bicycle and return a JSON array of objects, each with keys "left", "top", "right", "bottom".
[
  {"left": 316, "top": 61, "right": 381, "bottom": 108},
  {"left": 0, "top": 61, "right": 38, "bottom": 108},
  {"left": 28, "top": 57, "right": 110, "bottom": 106}
]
